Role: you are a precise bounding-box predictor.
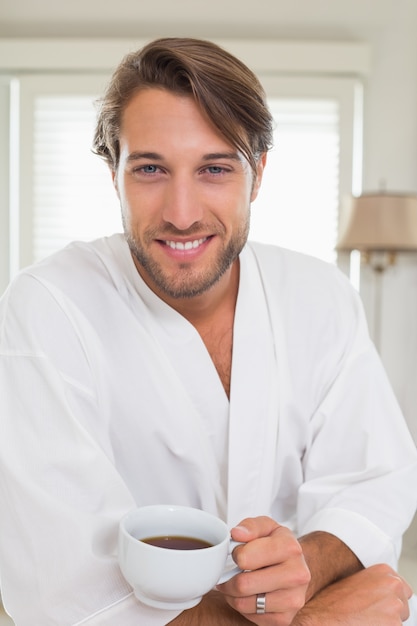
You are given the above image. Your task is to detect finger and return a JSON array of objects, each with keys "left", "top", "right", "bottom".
[
  {"left": 400, "top": 598, "right": 411, "bottom": 623},
  {"left": 225, "top": 588, "right": 306, "bottom": 626},
  {"left": 233, "top": 526, "right": 305, "bottom": 572},
  {"left": 231, "top": 516, "right": 281, "bottom": 543},
  {"left": 390, "top": 574, "right": 413, "bottom": 621},
  {"left": 396, "top": 574, "right": 414, "bottom": 599},
  {"left": 387, "top": 573, "right": 414, "bottom": 603},
  {"left": 230, "top": 561, "right": 310, "bottom": 596}
]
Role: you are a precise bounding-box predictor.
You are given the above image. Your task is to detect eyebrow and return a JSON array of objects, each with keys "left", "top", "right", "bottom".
[
  {"left": 127, "top": 151, "right": 162, "bottom": 162},
  {"left": 202, "top": 152, "right": 242, "bottom": 162},
  {"left": 126, "top": 151, "right": 242, "bottom": 163}
]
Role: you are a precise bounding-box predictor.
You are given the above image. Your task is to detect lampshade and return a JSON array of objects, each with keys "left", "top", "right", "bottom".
[{"left": 336, "top": 193, "right": 417, "bottom": 252}]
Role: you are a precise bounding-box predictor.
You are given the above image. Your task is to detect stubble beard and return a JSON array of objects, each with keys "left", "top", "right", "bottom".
[{"left": 124, "top": 216, "right": 250, "bottom": 300}]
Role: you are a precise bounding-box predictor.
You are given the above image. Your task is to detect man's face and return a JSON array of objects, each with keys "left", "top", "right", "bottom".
[{"left": 113, "top": 88, "right": 265, "bottom": 303}]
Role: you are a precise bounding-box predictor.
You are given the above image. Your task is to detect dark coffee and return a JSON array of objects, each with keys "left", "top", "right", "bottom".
[{"left": 141, "top": 535, "right": 213, "bottom": 550}]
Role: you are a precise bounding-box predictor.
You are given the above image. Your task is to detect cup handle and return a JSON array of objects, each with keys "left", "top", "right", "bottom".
[{"left": 217, "top": 540, "right": 244, "bottom": 584}]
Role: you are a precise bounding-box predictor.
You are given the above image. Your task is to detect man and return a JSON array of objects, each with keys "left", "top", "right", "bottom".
[{"left": 0, "top": 38, "right": 416, "bottom": 625}]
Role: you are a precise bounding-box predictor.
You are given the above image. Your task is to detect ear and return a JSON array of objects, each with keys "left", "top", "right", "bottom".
[
  {"left": 111, "top": 167, "right": 120, "bottom": 197},
  {"left": 250, "top": 152, "right": 267, "bottom": 202}
]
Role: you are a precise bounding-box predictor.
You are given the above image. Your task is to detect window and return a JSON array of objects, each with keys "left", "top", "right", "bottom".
[
  {"left": 32, "top": 94, "right": 121, "bottom": 262},
  {"left": 251, "top": 97, "right": 339, "bottom": 264},
  {"left": 11, "top": 74, "right": 116, "bottom": 275},
  {"left": 253, "top": 75, "right": 361, "bottom": 268}
]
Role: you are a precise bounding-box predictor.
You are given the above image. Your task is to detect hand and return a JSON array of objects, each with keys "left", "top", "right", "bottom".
[
  {"left": 216, "top": 516, "right": 311, "bottom": 625},
  {"left": 293, "top": 563, "right": 413, "bottom": 625}
]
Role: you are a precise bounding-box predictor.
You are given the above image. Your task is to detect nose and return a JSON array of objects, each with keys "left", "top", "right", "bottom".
[{"left": 161, "top": 174, "right": 204, "bottom": 230}]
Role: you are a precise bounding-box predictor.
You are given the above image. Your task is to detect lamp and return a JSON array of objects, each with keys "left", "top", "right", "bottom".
[
  {"left": 337, "top": 193, "right": 417, "bottom": 269},
  {"left": 336, "top": 192, "right": 417, "bottom": 349}
]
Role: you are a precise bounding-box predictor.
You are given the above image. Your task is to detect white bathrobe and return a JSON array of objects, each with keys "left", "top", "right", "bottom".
[{"left": 1, "top": 234, "right": 416, "bottom": 625}]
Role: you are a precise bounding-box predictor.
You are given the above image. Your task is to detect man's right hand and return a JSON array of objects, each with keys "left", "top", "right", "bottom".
[{"left": 293, "top": 563, "right": 413, "bottom": 625}]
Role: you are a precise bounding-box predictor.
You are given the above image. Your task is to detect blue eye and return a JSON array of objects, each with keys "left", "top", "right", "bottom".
[
  {"left": 207, "top": 166, "right": 224, "bottom": 174},
  {"left": 141, "top": 164, "right": 158, "bottom": 174}
]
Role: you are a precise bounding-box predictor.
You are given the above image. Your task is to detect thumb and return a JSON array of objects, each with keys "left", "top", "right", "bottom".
[{"left": 231, "top": 516, "right": 280, "bottom": 542}]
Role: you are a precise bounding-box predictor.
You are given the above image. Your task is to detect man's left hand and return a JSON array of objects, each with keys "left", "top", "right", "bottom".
[{"left": 216, "top": 516, "right": 311, "bottom": 625}]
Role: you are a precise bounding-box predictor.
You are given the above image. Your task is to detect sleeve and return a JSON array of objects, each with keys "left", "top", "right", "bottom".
[
  {"left": 0, "top": 275, "right": 181, "bottom": 626},
  {"left": 296, "top": 278, "right": 417, "bottom": 569}
]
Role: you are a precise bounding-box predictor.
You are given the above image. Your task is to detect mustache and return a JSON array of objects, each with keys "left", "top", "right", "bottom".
[{"left": 145, "top": 223, "right": 223, "bottom": 239}]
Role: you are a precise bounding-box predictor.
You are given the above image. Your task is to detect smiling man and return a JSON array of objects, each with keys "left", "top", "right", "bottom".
[{"left": 0, "top": 38, "right": 416, "bottom": 626}]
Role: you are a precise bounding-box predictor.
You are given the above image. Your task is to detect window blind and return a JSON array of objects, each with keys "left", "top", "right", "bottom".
[
  {"left": 33, "top": 96, "right": 121, "bottom": 262},
  {"left": 251, "top": 98, "right": 339, "bottom": 264}
]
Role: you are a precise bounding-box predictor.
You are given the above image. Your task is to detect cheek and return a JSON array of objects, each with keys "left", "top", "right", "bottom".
[
  {"left": 115, "top": 178, "right": 141, "bottom": 215},
  {"left": 223, "top": 187, "right": 252, "bottom": 223},
  {"left": 118, "top": 186, "right": 161, "bottom": 235}
]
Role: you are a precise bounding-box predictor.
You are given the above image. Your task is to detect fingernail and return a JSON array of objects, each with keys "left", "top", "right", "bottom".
[{"left": 233, "top": 525, "right": 250, "bottom": 535}]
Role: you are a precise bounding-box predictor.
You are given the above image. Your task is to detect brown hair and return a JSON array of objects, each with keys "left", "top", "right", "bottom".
[{"left": 93, "top": 37, "right": 273, "bottom": 174}]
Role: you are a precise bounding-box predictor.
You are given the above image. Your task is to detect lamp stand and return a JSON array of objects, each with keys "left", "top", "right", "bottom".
[{"left": 363, "top": 251, "right": 396, "bottom": 353}]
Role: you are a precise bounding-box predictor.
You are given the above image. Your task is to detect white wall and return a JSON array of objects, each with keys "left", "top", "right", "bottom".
[
  {"left": 359, "top": 0, "right": 417, "bottom": 441},
  {"left": 363, "top": 0, "right": 417, "bottom": 192}
]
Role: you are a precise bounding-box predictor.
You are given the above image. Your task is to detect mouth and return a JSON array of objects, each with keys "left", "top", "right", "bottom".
[{"left": 162, "top": 236, "right": 210, "bottom": 251}]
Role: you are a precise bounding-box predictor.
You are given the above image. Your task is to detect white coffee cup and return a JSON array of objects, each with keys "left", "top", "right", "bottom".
[{"left": 118, "top": 504, "right": 241, "bottom": 610}]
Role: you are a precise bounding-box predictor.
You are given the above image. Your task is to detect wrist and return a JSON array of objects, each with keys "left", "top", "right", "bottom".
[
  {"left": 291, "top": 607, "right": 320, "bottom": 626},
  {"left": 298, "top": 530, "right": 362, "bottom": 600},
  {"left": 167, "top": 590, "right": 252, "bottom": 625}
]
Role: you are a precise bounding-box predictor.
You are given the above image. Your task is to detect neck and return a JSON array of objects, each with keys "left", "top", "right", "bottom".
[{"left": 133, "top": 255, "right": 240, "bottom": 399}]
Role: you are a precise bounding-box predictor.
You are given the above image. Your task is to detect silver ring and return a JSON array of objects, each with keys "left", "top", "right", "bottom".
[{"left": 256, "top": 592, "right": 266, "bottom": 614}]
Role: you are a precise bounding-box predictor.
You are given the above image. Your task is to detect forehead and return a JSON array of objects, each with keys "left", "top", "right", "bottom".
[{"left": 119, "top": 88, "right": 234, "bottom": 152}]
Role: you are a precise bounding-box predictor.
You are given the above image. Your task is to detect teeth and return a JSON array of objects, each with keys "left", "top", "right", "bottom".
[{"left": 165, "top": 238, "right": 207, "bottom": 250}]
